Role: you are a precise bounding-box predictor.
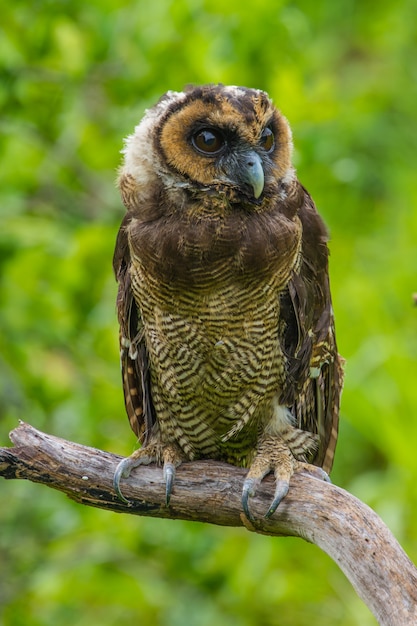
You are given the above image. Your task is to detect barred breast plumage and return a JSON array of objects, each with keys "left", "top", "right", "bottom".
[
  {"left": 112, "top": 84, "right": 344, "bottom": 519},
  {"left": 131, "top": 261, "right": 288, "bottom": 465}
]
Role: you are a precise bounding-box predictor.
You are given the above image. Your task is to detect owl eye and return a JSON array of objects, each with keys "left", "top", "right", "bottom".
[
  {"left": 191, "top": 128, "right": 225, "bottom": 155},
  {"left": 260, "top": 126, "right": 275, "bottom": 152}
]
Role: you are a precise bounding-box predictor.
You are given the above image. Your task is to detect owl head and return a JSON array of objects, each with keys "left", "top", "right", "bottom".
[{"left": 119, "top": 84, "right": 296, "bottom": 213}]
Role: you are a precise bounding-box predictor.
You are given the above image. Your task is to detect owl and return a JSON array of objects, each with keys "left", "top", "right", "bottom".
[{"left": 113, "top": 84, "right": 343, "bottom": 519}]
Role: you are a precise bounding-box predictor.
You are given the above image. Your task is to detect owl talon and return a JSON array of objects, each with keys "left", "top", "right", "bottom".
[
  {"left": 265, "top": 479, "right": 290, "bottom": 518},
  {"left": 163, "top": 462, "right": 176, "bottom": 505},
  {"left": 113, "top": 449, "right": 157, "bottom": 503},
  {"left": 298, "top": 464, "right": 331, "bottom": 483},
  {"left": 242, "top": 477, "right": 260, "bottom": 522},
  {"left": 113, "top": 457, "right": 135, "bottom": 504}
]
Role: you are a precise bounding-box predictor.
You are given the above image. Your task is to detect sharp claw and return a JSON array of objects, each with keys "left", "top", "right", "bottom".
[
  {"left": 164, "top": 462, "right": 176, "bottom": 506},
  {"left": 321, "top": 469, "right": 331, "bottom": 483},
  {"left": 113, "top": 458, "right": 134, "bottom": 504},
  {"left": 242, "top": 477, "right": 258, "bottom": 522},
  {"left": 299, "top": 465, "right": 331, "bottom": 483},
  {"left": 265, "top": 479, "right": 289, "bottom": 519}
]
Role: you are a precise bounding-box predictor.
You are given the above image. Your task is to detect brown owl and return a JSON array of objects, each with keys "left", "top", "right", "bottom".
[{"left": 113, "top": 84, "right": 343, "bottom": 519}]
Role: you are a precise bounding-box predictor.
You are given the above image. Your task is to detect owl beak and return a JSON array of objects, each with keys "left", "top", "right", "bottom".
[
  {"left": 220, "top": 150, "right": 265, "bottom": 200},
  {"left": 239, "top": 151, "right": 265, "bottom": 199}
]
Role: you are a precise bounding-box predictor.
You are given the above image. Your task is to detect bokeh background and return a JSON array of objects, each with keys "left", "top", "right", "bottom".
[{"left": 1, "top": 0, "right": 416, "bottom": 624}]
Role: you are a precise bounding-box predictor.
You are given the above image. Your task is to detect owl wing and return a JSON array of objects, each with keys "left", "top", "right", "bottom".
[
  {"left": 280, "top": 187, "right": 344, "bottom": 473},
  {"left": 113, "top": 213, "right": 155, "bottom": 445}
]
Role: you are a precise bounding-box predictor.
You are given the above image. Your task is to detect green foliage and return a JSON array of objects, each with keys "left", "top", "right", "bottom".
[{"left": 1, "top": 0, "right": 416, "bottom": 624}]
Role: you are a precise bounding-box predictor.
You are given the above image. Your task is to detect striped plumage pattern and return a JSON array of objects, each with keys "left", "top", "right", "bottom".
[
  {"left": 131, "top": 260, "right": 287, "bottom": 465},
  {"left": 113, "top": 84, "right": 343, "bottom": 513}
]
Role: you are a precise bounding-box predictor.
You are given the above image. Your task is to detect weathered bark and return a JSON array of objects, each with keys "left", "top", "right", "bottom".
[{"left": 1, "top": 422, "right": 416, "bottom": 625}]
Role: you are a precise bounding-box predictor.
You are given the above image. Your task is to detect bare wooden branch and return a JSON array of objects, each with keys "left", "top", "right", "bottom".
[{"left": 1, "top": 422, "right": 416, "bottom": 625}]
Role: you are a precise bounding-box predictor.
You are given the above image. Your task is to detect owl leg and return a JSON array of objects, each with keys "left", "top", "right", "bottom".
[
  {"left": 113, "top": 442, "right": 185, "bottom": 505},
  {"left": 242, "top": 430, "right": 330, "bottom": 521}
]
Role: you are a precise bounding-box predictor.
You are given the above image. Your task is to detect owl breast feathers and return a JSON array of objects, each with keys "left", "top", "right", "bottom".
[{"left": 113, "top": 84, "right": 344, "bottom": 519}]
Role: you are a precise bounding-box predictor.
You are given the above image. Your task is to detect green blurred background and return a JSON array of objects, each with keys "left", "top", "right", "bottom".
[{"left": 1, "top": 0, "right": 416, "bottom": 624}]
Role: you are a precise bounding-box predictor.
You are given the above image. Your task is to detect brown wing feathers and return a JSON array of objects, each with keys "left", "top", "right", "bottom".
[
  {"left": 280, "top": 188, "right": 342, "bottom": 472},
  {"left": 113, "top": 214, "right": 154, "bottom": 445}
]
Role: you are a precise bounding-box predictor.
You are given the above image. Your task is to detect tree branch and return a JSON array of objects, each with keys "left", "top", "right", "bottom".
[{"left": 1, "top": 422, "right": 416, "bottom": 624}]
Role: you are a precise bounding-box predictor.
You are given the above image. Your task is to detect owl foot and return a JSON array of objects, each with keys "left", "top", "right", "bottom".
[
  {"left": 113, "top": 442, "right": 184, "bottom": 505},
  {"left": 241, "top": 433, "right": 329, "bottom": 521}
]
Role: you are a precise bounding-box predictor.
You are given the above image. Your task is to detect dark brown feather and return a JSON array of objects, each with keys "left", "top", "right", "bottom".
[
  {"left": 280, "top": 186, "right": 343, "bottom": 472},
  {"left": 113, "top": 213, "right": 154, "bottom": 444}
]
